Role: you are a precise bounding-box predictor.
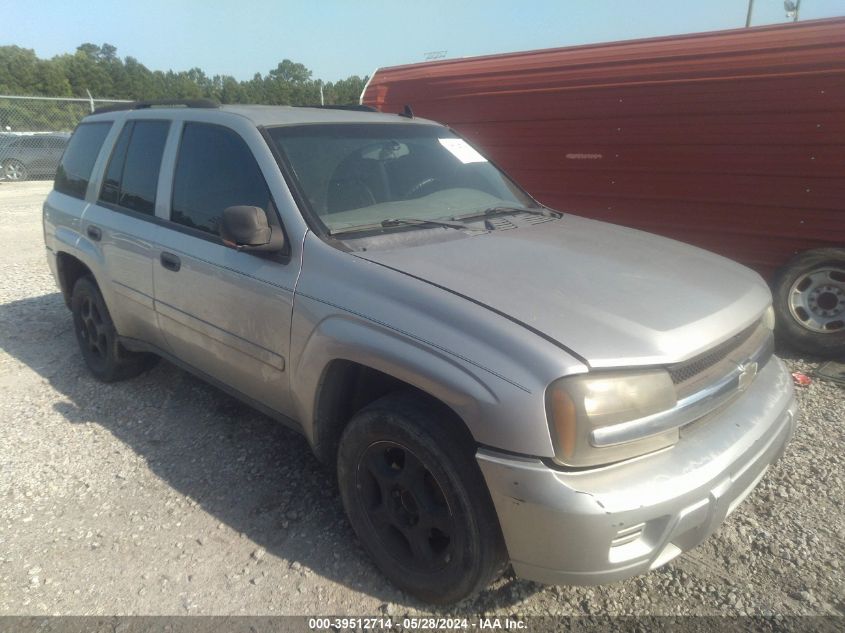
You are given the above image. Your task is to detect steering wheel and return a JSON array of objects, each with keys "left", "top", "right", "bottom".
[{"left": 403, "top": 177, "right": 441, "bottom": 199}]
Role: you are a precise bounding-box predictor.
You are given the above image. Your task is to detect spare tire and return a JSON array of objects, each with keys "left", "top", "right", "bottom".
[{"left": 772, "top": 248, "right": 845, "bottom": 358}]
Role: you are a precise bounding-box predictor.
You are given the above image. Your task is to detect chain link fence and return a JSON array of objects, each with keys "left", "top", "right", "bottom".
[{"left": 0, "top": 95, "right": 130, "bottom": 181}]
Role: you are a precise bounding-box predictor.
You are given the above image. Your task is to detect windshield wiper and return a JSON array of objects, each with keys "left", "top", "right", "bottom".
[
  {"left": 450, "top": 205, "right": 561, "bottom": 222},
  {"left": 329, "top": 217, "right": 476, "bottom": 236}
]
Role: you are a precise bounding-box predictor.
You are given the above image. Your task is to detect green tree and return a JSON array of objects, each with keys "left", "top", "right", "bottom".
[
  {"left": 0, "top": 46, "right": 41, "bottom": 94},
  {"left": 54, "top": 45, "right": 115, "bottom": 97},
  {"left": 218, "top": 75, "right": 245, "bottom": 103},
  {"left": 0, "top": 42, "right": 369, "bottom": 109},
  {"left": 35, "top": 62, "right": 72, "bottom": 97},
  {"left": 325, "top": 75, "right": 368, "bottom": 105}
]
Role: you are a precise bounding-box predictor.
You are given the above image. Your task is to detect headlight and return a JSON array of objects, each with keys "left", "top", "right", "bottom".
[
  {"left": 763, "top": 305, "right": 776, "bottom": 331},
  {"left": 546, "top": 370, "right": 678, "bottom": 468}
]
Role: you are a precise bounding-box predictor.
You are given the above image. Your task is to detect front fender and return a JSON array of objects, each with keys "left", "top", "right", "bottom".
[{"left": 290, "top": 296, "right": 556, "bottom": 457}]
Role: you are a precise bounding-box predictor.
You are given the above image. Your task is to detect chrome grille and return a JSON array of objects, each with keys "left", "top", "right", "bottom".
[
  {"left": 590, "top": 322, "right": 774, "bottom": 448},
  {"left": 668, "top": 320, "right": 760, "bottom": 386}
]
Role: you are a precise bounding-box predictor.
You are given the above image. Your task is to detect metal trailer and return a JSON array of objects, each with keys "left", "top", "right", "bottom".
[{"left": 361, "top": 17, "right": 845, "bottom": 357}]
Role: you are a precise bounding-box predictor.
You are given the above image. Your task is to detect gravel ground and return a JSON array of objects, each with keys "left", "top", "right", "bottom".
[{"left": 0, "top": 180, "right": 843, "bottom": 617}]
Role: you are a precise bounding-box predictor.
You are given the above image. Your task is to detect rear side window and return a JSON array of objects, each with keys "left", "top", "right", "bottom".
[
  {"left": 99, "top": 120, "right": 170, "bottom": 215},
  {"left": 54, "top": 122, "right": 112, "bottom": 200},
  {"left": 171, "top": 123, "right": 270, "bottom": 236}
]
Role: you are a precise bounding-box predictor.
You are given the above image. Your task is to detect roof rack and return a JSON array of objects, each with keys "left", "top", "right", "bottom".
[
  {"left": 298, "top": 104, "right": 379, "bottom": 112},
  {"left": 93, "top": 99, "right": 220, "bottom": 115}
]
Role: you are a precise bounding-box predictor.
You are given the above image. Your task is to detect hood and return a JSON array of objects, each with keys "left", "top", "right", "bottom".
[{"left": 355, "top": 215, "right": 771, "bottom": 367}]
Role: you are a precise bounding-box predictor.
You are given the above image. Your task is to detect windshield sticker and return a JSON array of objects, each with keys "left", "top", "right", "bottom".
[{"left": 439, "top": 138, "right": 488, "bottom": 164}]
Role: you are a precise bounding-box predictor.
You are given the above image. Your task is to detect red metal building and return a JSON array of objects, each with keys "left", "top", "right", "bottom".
[{"left": 362, "top": 18, "right": 845, "bottom": 355}]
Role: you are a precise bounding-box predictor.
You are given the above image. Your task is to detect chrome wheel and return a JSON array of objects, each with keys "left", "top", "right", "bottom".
[
  {"left": 3, "top": 160, "right": 27, "bottom": 181},
  {"left": 788, "top": 266, "right": 845, "bottom": 333}
]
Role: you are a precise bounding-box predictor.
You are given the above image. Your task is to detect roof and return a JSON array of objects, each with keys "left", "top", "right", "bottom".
[
  {"left": 87, "top": 103, "right": 437, "bottom": 127},
  {"left": 220, "top": 105, "right": 436, "bottom": 126}
]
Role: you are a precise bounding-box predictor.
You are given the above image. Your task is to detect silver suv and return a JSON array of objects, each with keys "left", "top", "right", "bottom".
[{"left": 43, "top": 100, "right": 797, "bottom": 604}]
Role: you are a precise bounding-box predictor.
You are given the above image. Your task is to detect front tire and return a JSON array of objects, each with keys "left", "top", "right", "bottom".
[
  {"left": 772, "top": 248, "right": 845, "bottom": 358},
  {"left": 70, "top": 276, "right": 157, "bottom": 382},
  {"left": 337, "top": 392, "right": 507, "bottom": 604}
]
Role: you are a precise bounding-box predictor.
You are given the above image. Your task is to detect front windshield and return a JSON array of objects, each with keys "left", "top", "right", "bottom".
[{"left": 266, "top": 123, "right": 538, "bottom": 234}]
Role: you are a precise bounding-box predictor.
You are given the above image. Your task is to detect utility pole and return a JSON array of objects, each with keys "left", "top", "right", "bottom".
[{"left": 745, "top": 0, "right": 755, "bottom": 27}]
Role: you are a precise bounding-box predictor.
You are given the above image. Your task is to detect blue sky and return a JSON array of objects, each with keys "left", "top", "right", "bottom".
[{"left": 6, "top": 0, "right": 845, "bottom": 82}]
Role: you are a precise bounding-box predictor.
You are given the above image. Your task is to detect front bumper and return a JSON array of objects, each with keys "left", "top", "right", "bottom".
[{"left": 477, "top": 356, "right": 796, "bottom": 585}]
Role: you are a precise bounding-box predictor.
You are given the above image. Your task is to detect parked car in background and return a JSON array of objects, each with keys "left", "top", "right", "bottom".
[
  {"left": 0, "top": 132, "right": 70, "bottom": 181},
  {"left": 43, "top": 101, "right": 795, "bottom": 604},
  {"left": 362, "top": 18, "right": 845, "bottom": 358}
]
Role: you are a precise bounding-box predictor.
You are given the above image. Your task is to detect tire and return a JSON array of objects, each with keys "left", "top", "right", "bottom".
[
  {"left": 3, "top": 159, "right": 28, "bottom": 182},
  {"left": 70, "top": 276, "right": 157, "bottom": 382},
  {"left": 337, "top": 392, "right": 507, "bottom": 604},
  {"left": 772, "top": 248, "right": 845, "bottom": 358}
]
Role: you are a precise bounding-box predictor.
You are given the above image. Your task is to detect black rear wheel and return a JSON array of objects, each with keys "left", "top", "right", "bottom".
[
  {"left": 71, "top": 276, "right": 157, "bottom": 381},
  {"left": 337, "top": 392, "right": 507, "bottom": 604}
]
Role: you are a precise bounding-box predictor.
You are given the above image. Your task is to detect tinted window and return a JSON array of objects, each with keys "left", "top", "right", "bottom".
[
  {"left": 99, "top": 124, "right": 132, "bottom": 206},
  {"left": 171, "top": 123, "right": 270, "bottom": 235},
  {"left": 55, "top": 122, "right": 112, "bottom": 199},
  {"left": 99, "top": 120, "right": 169, "bottom": 215}
]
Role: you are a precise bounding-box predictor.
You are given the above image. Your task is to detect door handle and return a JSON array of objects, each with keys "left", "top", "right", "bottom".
[
  {"left": 160, "top": 252, "right": 181, "bottom": 272},
  {"left": 86, "top": 225, "right": 102, "bottom": 241}
]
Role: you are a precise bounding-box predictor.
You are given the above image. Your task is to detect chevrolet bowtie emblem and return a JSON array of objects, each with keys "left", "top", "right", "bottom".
[{"left": 737, "top": 361, "right": 759, "bottom": 391}]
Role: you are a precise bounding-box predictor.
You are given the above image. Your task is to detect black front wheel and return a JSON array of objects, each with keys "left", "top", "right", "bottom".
[
  {"left": 70, "top": 276, "right": 157, "bottom": 381},
  {"left": 337, "top": 392, "right": 507, "bottom": 604}
]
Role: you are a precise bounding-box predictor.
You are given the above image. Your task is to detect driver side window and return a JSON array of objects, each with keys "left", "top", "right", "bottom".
[{"left": 171, "top": 123, "right": 270, "bottom": 236}]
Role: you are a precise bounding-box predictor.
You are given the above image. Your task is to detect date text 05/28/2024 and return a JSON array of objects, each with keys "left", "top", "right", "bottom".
[{"left": 308, "top": 617, "right": 527, "bottom": 630}]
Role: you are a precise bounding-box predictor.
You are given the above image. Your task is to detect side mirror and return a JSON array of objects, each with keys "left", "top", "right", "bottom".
[{"left": 220, "top": 205, "right": 284, "bottom": 253}]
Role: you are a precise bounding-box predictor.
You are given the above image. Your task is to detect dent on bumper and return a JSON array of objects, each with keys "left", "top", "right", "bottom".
[{"left": 478, "top": 356, "right": 796, "bottom": 586}]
